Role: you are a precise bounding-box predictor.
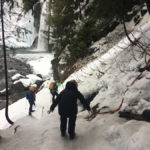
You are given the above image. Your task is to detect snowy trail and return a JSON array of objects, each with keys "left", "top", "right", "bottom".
[
  {"left": 1, "top": 85, "right": 150, "bottom": 150},
  {"left": 1, "top": 76, "right": 150, "bottom": 150},
  {"left": 0, "top": 110, "right": 119, "bottom": 150},
  {"left": 1, "top": 106, "right": 150, "bottom": 150},
  {"left": 0, "top": 83, "right": 118, "bottom": 150}
]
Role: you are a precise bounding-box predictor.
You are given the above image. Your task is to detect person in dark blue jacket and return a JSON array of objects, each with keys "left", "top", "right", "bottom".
[
  {"left": 26, "top": 86, "right": 36, "bottom": 116},
  {"left": 48, "top": 80, "right": 92, "bottom": 139}
]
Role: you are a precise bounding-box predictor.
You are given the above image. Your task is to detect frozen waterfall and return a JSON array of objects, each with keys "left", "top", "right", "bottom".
[{"left": 37, "top": 0, "right": 49, "bottom": 51}]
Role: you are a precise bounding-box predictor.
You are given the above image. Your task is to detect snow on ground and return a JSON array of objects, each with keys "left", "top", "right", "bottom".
[
  {"left": 64, "top": 18, "right": 150, "bottom": 113},
  {"left": 13, "top": 51, "right": 54, "bottom": 79},
  {"left": 1, "top": 14, "right": 150, "bottom": 150},
  {"left": 12, "top": 74, "right": 42, "bottom": 88},
  {"left": 0, "top": 81, "right": 51, "bottom": 129},
  {"left": 1, "top": 90, "right": 150, "bottom": 150}
]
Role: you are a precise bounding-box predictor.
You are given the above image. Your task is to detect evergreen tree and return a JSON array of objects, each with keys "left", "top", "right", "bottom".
[
  {"left": 23, "top": 0, "right": 39, "bottom": 12},
  {"left": 47, "top": 0, "right": 144, "bottom": 64}
]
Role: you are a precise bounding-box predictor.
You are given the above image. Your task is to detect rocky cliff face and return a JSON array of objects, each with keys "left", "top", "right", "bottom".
[
  {"left": 0, "top": 0, "right": 35, "bottom": 48},
  {"left": 0, "top": 49, "right": 32, "bottom": 109},
  {"left": 0, "top": 0, "right": 48, "bottom": 49}
]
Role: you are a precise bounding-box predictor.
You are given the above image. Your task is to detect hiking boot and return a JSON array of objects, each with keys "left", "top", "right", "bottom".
[
  {"left": 61, "top": 132, "right": 66, "bottom": 137},
  {"left": 69, "top": 133, "right": 76, "bottom": 140},
  {"left": 29, "top": 112, "right": 32, "bottom": 116}
]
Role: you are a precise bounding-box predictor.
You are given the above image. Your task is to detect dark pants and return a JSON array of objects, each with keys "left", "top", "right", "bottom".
[
  {"left": 60, "top": 115, "right": 76, "bottom": 137},
  {"left": 50, "top": 90, "right": 58, "bottom": 103},
  {"left": 29, "top": 101, "right": 34, "bottom": 115}
]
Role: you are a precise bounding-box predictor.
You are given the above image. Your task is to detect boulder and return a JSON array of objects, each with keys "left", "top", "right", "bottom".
[
  {"left": 142, "top": 109, "right": 150, "bottom": 122},
  {"left": 0, "top": 89, "right": 10, "bottom": 96},
  {"left": 10, "top": 81, "right": 25, "bottom": 93},
  {"left": 9, "top": 82, "right": 26, "bottom": 101},
  {"left": 35, "top": 80, "right": 44, "bottom": 89},
  {"left": 36, "top": 74, "right": 43, "bottom": 79},
  {"left": 11, "top": 73, "right": 25, "bottom": 82}
]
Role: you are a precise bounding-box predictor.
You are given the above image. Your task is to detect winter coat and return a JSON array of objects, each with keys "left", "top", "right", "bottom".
[
  {"left": 50, "top": 81, "right": 91, "bottom": 116},
  {"left": 27, "top": 90, "right": 35, "bottom": 104}
]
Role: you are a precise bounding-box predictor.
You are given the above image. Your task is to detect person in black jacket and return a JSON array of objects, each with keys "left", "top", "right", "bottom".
[{"left": 48, "top": 80, "right": 92, "bottom": 139}]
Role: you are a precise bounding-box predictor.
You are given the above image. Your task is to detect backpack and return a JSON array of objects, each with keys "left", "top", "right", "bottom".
[
  {"left": 49, "top": 82, "right": 54, "bottom": 89},
  {"left": 49, "top": 82, "right": 57, "bottom": 91}
]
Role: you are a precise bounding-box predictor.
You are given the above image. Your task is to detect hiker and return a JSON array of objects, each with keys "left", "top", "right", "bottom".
[
  {"left": 26, "top": 85, "right": 36, "bottom": 116},
  {"left": 48, "top": 80, "right": 92, "bottom": 139},
  {"left": 49, "top": 80, "right": 62, "bottom": 103}
]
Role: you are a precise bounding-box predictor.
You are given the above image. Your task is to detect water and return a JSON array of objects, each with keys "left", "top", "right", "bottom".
[{"left": 10, "top": 48, "right": 50, "bottom": 55}]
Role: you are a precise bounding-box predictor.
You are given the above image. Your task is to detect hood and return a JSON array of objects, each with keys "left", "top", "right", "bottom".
[{"left": 65, "top": 81, "right": 77, "bottom": 91}]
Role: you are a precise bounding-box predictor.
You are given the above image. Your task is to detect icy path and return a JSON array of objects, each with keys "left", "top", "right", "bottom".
[
  {"left": 1, "top": 85, "right": 150, "bottom": 150},
  {"left": 0, "top": 109, "right": 124, "bottom": 150},
  {"left": 1, "top": 108, "right": 150, "bottom": 150}
]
